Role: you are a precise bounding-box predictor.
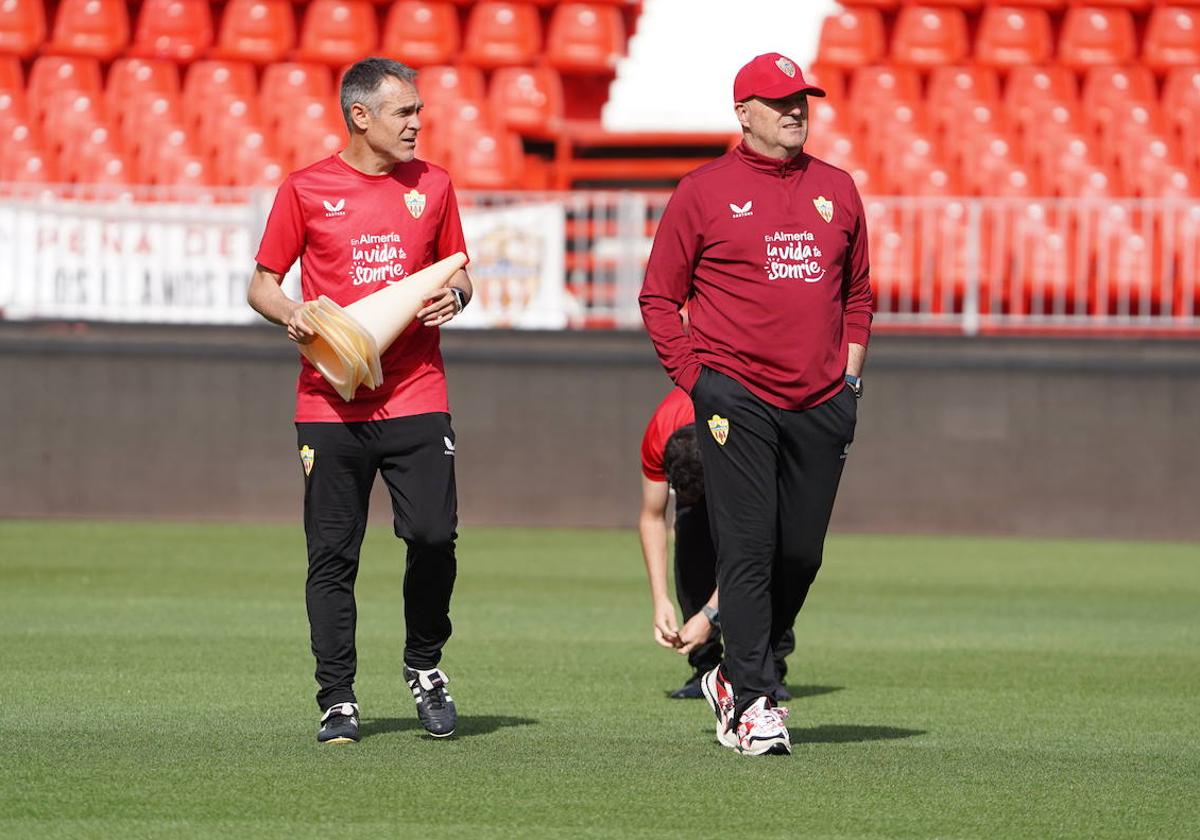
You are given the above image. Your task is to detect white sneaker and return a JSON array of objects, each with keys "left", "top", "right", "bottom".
[
  {"left": 735, "top": 696, "right": 791, "bottom": 756},
  {"left": 700, "top": 666, "right": 739, "bottom": 749}
]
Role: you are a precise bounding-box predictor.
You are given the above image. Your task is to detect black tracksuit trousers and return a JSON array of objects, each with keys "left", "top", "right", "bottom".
[
  {"left": 296, "top": 413, "right": 458, "bottom": 711},
  {"left": 691, "top": 367, "right": 856, "bottom": 720}
]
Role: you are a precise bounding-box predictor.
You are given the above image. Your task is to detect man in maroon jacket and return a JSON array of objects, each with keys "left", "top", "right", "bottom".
[{"left": 639, "top": 52, "right": 873, "bottom": 756}]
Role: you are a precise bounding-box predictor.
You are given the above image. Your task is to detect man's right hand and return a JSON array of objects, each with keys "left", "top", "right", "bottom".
[
  {"left": 653, "top": 598, "right": 682, "bottom": 649},
  {"left": 286, "top": 303, "right": 318, "bottom": 345}
]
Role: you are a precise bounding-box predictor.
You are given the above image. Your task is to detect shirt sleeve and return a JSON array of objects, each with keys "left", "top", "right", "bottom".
[
  {"left": 255, "top": 177, "right": 306, "bottom": 275},
  {"left": 639, "top": 176, "right": 705, "bottom": 393},
  {"left": 640, "top": 414, "right": 665, "bottom": 481},
  {"left": 842, "top": 181, "right": 874, "bottom": 347},
  {"left": 436, "top": 182, "right": 470, "bottom": 263}
]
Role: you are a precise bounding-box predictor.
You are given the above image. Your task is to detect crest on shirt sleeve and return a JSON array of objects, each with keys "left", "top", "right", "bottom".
[
  {"left": 813, "top": 195, "right": 833, "bottom": 223},
  {"left": 404, "top": 189, "right": 427, "bottom": 220},
  {"left": 707, "top": 415, "right": 730, "bottom": 446}
]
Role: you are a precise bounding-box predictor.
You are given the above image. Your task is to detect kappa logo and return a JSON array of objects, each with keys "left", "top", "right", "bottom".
[
  {"left": 299, "top": 445, "right": 315, "bottom": 476},
  {"left": 729, "top": 200, "right": 753, "bottom": 219},
  {"left": 443, "top": 436, "right": 455, "bottom": 456},
  {"left": 323, "top": 198, "right": 346, "bottom": 217},
  {"left": 707, "top": 415, "right": 730, "bottom": 446}
]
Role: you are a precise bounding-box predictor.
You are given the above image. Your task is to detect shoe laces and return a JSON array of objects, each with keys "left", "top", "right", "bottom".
[
  {"left": 409, "top": 669, "right": 449, "bottom": 710},
  {"left": 740, "top": 702, "right": 789, "bottom": 736},
  {"left": 321, "top": 702, "right": 358, "bottom": 725}
]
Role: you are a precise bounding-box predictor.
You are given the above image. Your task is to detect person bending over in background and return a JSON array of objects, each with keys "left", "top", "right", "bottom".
[
  {"left": 638, "top": 388, "right": 793, "bottom": 701},
  {"left": 247, "top": 57, "right": 473, "bottom": 745},
  {"left": 640, "top": 52, "right": 873, "bottom": 756}
]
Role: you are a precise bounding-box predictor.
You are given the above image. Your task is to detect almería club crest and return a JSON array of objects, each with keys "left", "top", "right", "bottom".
[
  {"left": 707, "top": 415, "right": 730, "bottom": 446},
  {"left": 299, "top": 445, "right": 315, "bottom": 477},
  {"left": 404, "top": 189, "right": 426, "bottom": 220},
  {"left": 813, "top": 195, "right": 833, "bottom": 223},
  {"left": 775, "top": 57, "right": 796, "bottom": 78}
]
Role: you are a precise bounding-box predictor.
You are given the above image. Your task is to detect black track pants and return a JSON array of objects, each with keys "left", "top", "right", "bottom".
[
  {"left": 691, "top": 367, "right": 856, "bottom": 719},
  {"left": 296, "top": 413, "right": 458, "bottom": 711}
]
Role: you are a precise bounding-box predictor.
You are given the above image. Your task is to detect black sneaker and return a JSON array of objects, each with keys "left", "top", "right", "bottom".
[
  {"left": 404, "top": 665, "right": 457, "bottom": 738},
  {"left": 317, "top": 702, "right": 360, "bottom": 744},
  {"left": 668, "top": 671, "right": 706, "bottom": 699}
]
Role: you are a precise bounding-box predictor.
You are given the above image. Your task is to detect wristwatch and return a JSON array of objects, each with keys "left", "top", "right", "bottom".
[
  {"left": 701, "top": 605, "right": 720, "bottom": 627},
  {"left": 845, "top": 374, "right": 863, "bottom": 399},
  {"left": 449, "top": 287, "right": 467, "bottom": 314}
]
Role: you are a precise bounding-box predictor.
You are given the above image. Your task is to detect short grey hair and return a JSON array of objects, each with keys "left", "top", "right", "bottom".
[{"left": 340, "top": 57, "right": 418, "bottom": 131}]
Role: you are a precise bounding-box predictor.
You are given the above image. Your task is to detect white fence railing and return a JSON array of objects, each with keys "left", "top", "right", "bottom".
[{"left": 1, "top": 185, "right": 1197, "bottom": 334}]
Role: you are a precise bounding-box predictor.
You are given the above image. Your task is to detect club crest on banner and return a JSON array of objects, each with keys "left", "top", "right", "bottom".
[
  {"left": 813, "top": 195, "right": 833, "bottom": 223},
  {"left": 300, "top": 445, "right": 315, "bottom": 476},
  {"left": 405, "top": 189, "right": 426, "bottom": 220},
  {"left": 707, "top": 415, "right": 730, "bottom": 446},
  {"left": 775, "top": 57, "right": 796, "bottom": 78}
]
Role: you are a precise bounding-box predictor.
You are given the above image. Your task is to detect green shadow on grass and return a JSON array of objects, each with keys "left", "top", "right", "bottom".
[
  {"left": 781, "top": 684, "right": 843, "bottom": 700},
  {"left": 791, "top": 724, "right": 925, "bottom": 744},
  {"left": 359, "top": 715, "right": 538, "bottom": 739}
]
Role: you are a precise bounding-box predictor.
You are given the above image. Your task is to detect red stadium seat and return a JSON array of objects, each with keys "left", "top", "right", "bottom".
[
  {"left": 848, "top": 65, "right": 921, "bottom": 110},
  {"left": 214, "top": 127, "right": 284, "bottom": 186},
  {"left": 382, "top": 1, "right": 459, "bottom": 66},
  {"left": 183, "top": 60, "right": 258, "bottom": 129},
  {"left": 106, "top": 58, "right": 180, "bottom": 117},
  {"left": 0, "top": 0, "right": 45, "bottom": 59},
  {"left": 0, "top": 84, "right": 26, "bottom": 128},
  {"left": 806, "top": 65, "right": 846, "bottom": 104},
  {"left": 295, "top": 0, "right": 378, "bottom": 66},
  {"left": 0, "top": 55, "right": 21, "bottom": 91},
  {"left": 450, "top": 124, "right": 524, "bottom": 188},
  {"left": 115, "top": 90, "right": 184, "bottom": 156},
  {"left": 463, "top": 2, "right": 542, "bottom": 68},
  {"left": 816, "top": 8, "right": 886, "bottom": 68},
  {"left": 1162, "top": 66, "right": 1200, "bottom": 153},
  {"left": 41, "top": 90, "right": 106, "bottom": 160},
  {"left": 0, "top": 145, "right": 56, "bottom": 183},
  {"left": 488, "top": 66, "right": 564, "bottom": 135},
  {"left": 261, "top": 62, "right": 333, "bottom": 130},
  {"left": 928, "top": 65, "right": 999, "bottom": 130},
  {"left": 281, "top": 105, "right": 344, "bottom": 169},
  {"left": 974, "top": 6, "right": 1053, "bottom": 67},
  {"left": 131, "top": 0, "right": 215, "bottom": 63},
  {"left": 891, "top": 6, "right": 969, "bottom": 68},
  {"left": 47, "top": 0, "right": 130, "bottom": 61},
  {"left": 1143, "top": 6, "right": 1200, "bottom": 71},
  {"left": 1058, "top": 7, "right": 1136, "bottom": 70},
  {"left": 1004, "top": 65, "right": 1077, "bottom": 136},
  {"left": 545, "top": 2, "right": 626, "bottom": 72},
  {"left": 28, "top": 56, "right": 103, "bottom": 122},
  {"left": 1081, "top": 65, "right": 1156, "bottom": 134},
  {"left": 213, "top": 0, "right": 296, "bottom": 65},
  {"left": 418, "top": 65, "right": 487, "bottom": 111}
]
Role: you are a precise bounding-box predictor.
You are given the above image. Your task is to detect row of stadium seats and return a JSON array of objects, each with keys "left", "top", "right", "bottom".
[
  {"left": 0, "top": 0, "right": 630, "bottom": 70},
  {"left": 805, "top": 62, "right": 1200, "bottom": 197},
  {"left": 0, "top": 54, "right": 572, "bottom": 187},
  {"left": 819, "top": 4, "right": 1200, "bottom": 70}
]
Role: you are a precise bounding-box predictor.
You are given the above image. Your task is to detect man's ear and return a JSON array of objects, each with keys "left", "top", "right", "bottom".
[
  {"left": 349, "top": 102, "right": 371, "bottom": 132},
  {"left": 734, "top": 101, "right": 750, "bottom": 130}
]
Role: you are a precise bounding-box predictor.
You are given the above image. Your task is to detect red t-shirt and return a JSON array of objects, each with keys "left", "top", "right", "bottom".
[
  {"left": 640, "top": 387, "right": 695, "bottom": 481},
  {"left": 255, "top": 154, "right": 469, "bottom": 422},
  {"left": 640, "top": 142, "right": 873, "bottom": 411}
]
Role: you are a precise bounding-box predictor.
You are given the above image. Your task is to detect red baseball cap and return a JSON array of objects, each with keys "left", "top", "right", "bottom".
[{"left": 733, "top": 52, "right": 826, "bottom": 102}]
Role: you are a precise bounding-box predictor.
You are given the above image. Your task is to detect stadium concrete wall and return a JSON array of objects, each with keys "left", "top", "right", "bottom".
[{"left": 1, "top": 323, "right": 1197, "bottom": 541}]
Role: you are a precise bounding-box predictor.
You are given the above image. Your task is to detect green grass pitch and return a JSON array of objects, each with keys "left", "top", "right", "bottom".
[{"left": 1, "top": 521, "right": 1197, "bottom": 839}]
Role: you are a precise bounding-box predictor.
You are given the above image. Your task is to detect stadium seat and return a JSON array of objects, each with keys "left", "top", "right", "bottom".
[
  {"left": 0, "top": 0, "right": 45, "bottom": 59},
  {"left": 1081, "top": 65, "right": 1156, "bottom": 134},
  {"left": 1162, "top": 66, "right": 1200, "bottom": 152},
  {"left": 58, "top": 125, "right": 124, "bottom": 182},
  {"left": 806, "top": 65, "right": 847, "bottom": 104},
  {"left": 260, "top": 62, "right": 333, "bottom": 130},
  {"left": 281, "top": 107, "right": 344, "bottom": 169},
  {"left": 183, "top": 60, "right": 258, "bottom": 129},
  {"left": 294, "top": 0, "right": 378, "bottom": 66},
  {"left": 424, "top": 96, "right": 488, "bottom": 152},
  {"left": 115, "top": 91, "right": 184, "bottom": 155},
  {"left": 418, "top": 64, "right": 487, "bottom": 110},
  {"left": 463, "top": 2, "right": 542, "bottom": 68},
  {"left": 1143, "top": 6, "right": 1200, "bottom": 71},
  {"left": 28, "top": 56, "right": 103, "bottom": 121},
  {"left": 130, "top": 0, "right": 215, "bottom": 63},
  {"left": 40, "top": 90, "right": 106, "bottom": 159},
  {"left": 891, "top": 6, "right": 969, "bottom": 68},
  {"left": 106, "top": 58, "right": 180, "bottom": 117},
  {"left": 213, "top": 0, "right": 296, "bottom": 65},
  {"left": 1058, "top": 7, "right": 1137, "bottom": 69},
  {"left": 974, "top": 6, "right": 1053, "bottom": 67},
  {"left": 488, "top": 66, "right": 564, "bottom": 135},
  {"left": 0, "top": 55, "right": 21, "bottom": 91},
  {"left": 47, "top": 0, "right": 130, "bottom": 61},
  {"left": 848, "top": 65, "right": 921, "bottom": 111},
  {"left": 0, "top": 145, "right": 56, "bottom": 182},
  {"left": 816, "top": 8, "right": 886, "bottom": 68},
  {"left": 214, "top": 127, "right": 284, "bottom": 186},
  {"left": 450, "top": 124, "right": 524, "bottom": 188},
  {"left": 545, "top": 3, "right": 626, "bottom": 72},
  {"left": 927, "top": 66, "right": 999, "bottom": 130},
  {"left": 381, "top": 1, "right": 459, "bottom": 66},
  {"left": 1004, "top": 65, "right": 1077, "bottom": 134},
  {"left": 0, "top": 84, "right": 25, "bottom": 128}
]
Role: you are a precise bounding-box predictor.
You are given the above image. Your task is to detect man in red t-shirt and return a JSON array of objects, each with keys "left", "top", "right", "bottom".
[
  {"left": 639, "top": 388, "right": 793, "bottom": 700},
  {"left": 248, "top": 57, "right": 472, "bottom": 745},
  {"left": 640, "top": 53, "right": 873, "bottom": 756}
]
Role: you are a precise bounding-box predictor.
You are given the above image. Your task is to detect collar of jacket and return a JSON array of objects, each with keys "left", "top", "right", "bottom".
[{"left": 733, "top": 141, "right": 810, "bottom": 176}]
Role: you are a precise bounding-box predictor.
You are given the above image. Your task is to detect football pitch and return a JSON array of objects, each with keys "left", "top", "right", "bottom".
[{"left": 1, "top": 521, "right": 1196, "bottom": 840}]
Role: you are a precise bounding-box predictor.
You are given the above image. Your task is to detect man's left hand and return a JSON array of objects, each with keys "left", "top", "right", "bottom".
[
  {"left": 417, "top": 288, "right": 460, "bottom": 327},
  {"left": 676, "top": 612, "right": 717, "bottom": 654}
]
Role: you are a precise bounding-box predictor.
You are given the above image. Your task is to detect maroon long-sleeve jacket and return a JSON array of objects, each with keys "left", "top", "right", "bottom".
[{"left": 639, "top": 142, "right": 874, "bottom": 411}]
